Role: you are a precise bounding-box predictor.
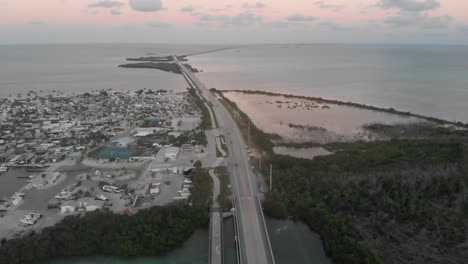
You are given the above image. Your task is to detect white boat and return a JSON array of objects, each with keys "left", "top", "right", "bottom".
[
  {"left": 19, "top": 213, "right": 41, "bottom": 225},
  {"left": 0, "top": 167, "right": 8, "bottom": 173},
  {"left": 54, "top": 191, "right": 72, "bottom": 200}
]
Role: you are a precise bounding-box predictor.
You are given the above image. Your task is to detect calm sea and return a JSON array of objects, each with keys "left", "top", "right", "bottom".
[
  {"left": 190, "top": 44, "right": 468, "bottom": 123},
  {"left": 2, "top": 44, "right": 467, "bottom": 122},
  {"left": 0, "top": 44, "right": 223, "bottom": 97}
]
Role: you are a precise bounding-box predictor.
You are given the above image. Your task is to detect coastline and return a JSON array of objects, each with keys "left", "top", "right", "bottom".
[
  {"left": 219, "top": 89, "right": 468, "bottom": 129},
  {"left": 214, "top": 88, "right": 468, "bottom": 263}
]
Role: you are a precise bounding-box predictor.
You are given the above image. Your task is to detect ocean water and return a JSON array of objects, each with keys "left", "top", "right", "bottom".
[
  {"left": 190, "top": 44, "right": 468, "bottom": 123},
  {"left": 3, "top": 44, "right": 467, "bottom": 122},
  {"left": 0, "top": 44, "right": 224, "bottom": 97}
]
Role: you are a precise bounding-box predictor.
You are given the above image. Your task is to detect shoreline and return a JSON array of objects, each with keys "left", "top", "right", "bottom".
[{"left": 219, "top": 89, "right": 468, "bottom": 129}]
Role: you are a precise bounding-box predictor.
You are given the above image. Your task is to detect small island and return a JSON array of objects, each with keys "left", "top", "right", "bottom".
[
  {"left": 119, "top": 62, "right": 199, "bottom": 74},
  {"left": 126, "top": 55, "right": 188, "bottom": 62}
]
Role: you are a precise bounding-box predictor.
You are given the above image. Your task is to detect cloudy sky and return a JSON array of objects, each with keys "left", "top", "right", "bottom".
[{"left": 1, "top": 0, "right": 468, "bottom": 44}]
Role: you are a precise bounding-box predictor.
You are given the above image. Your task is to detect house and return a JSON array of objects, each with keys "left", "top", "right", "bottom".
[
  {"left": 164, "top": 147, "right": 180, "bottom": 161},
  {"left": 78, "top": 197, "right": 104, "bottom": 212},
  {"left": 134, "top": 131, "right": 153, "bottom": 137},
  {"left": 60, "top": 200, "right": 77, "bottom": 213},
  {"left": 111, "top": 137, "right": 133, "bottom": 148}
]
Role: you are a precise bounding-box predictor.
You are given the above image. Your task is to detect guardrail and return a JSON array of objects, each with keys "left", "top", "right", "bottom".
[
  {"left": 220, "top": 209, "right": 225, "bottom": 264},
  {"left": 257, "top": 195, "right": 276, "bottom": 264},
  {"left": 208, "top": 207, "right": 213, "bottom": 264},
  {"left": 232, "top": 197, "right": 243, "bottom": 264}
]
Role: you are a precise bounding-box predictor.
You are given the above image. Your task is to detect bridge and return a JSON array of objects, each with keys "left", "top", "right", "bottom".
[{"left": 177, "top": 58, "right": 276, "bottom": 264}]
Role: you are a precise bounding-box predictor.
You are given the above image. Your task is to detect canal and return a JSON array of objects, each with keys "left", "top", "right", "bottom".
[{"left": 49, "top": 216, "right": 331, "bottom": 264}]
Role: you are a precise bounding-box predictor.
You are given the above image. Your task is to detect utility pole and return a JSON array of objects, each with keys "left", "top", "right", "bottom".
[{"left": 269, "top": 164, "right": 273, "bottom": 191}]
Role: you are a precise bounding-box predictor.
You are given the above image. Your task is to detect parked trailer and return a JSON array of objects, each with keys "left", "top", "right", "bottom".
[
  {"left": 180, "top": 192, "right": 190, "bottom": 198},
  {"left": 150, "top": 187, "right": 160, "bottom": 195},
  {"left": 102, "top": 185, "right": 120, "bottom": 193}
]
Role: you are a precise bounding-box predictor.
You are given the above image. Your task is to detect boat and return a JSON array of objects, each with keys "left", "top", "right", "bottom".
[
  {"left": 19, "top": 213, "right": 41, "bottom": 225},
  {"left": 183, "top": 178, "right": 192, "bottom": 184},
  {"left": 0, "top": 166, "right": 9, "bottom": 173}
]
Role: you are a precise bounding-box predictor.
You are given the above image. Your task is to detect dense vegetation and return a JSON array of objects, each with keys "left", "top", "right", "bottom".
[
  {"left": 118, "top": 62, "right": 198, "bottom": 74},
  {"left": 217, "top": 90, "right": 468, "bottom": 264},
  {"left": 263, "top": 141, "right": 468, "bottom": 264},
  {"left": 192, "top": 161, "right": 212, "bottom": 207},
  {"left": 126, "top": 55, "right": 188, "bottom": 62},
  {"left": 119, "top": 62, "right": 183, "bottom": 73},
  {"left": 0, "top": 205, "right": 208, "bottom": 264},
  {"left": 188, "top": 88, "right": 213, "bottom": 145},
  {"left": 363, "top": 122, "right": 468, "bottom": 140}
]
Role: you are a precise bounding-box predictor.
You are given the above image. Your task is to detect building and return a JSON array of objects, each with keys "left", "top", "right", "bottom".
[
  {"left": 164, "top": 147, "right": 180, "bottom": 161},
  {"left": 111, "top": 137, "right": 134, "bottom": 148},
  {"left": 78, "top": 197, "right": 104, "bottom": 212},
  {"left": 60, "top": 200, "right": 77, "bottom": 213}
]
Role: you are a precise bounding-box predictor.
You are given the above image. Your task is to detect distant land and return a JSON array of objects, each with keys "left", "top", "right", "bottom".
[{"left": 119, "top": 62, "right": 199, "bottom": 74}]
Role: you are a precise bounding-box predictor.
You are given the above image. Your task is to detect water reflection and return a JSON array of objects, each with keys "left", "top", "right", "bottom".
[{"left": 266, "top": 217, "right": 333, "bottom": 264}]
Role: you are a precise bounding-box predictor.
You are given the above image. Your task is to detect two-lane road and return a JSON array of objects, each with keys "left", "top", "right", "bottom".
[{"left": 178, "top": 60, "right": 274, "bottom": 264}]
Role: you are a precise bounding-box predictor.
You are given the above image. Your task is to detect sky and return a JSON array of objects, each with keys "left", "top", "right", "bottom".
[{"left": 1, "top": 0, "right": 468, "bottom": 44}]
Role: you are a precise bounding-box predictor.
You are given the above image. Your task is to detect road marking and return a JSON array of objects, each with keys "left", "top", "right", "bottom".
[{"left": 180, "top": 65, "right": 271, "bottom": 264}]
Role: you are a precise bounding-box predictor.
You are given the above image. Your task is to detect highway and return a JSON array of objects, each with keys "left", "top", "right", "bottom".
[{"left": 177, "top": 59, "right": 275, "bottom": 264}]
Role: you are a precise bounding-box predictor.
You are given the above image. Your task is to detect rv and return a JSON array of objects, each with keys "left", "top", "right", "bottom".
[
  {"left": 150, "top": 187, "right": 160, "bottom": 195},
  {"left": 102, "top": 185, "right": 121, "bottom": 193},
  {"left": 95, "top": 194, "right": 109, "bottom": 201}
]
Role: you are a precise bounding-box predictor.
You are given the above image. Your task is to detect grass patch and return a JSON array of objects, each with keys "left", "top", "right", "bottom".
[
  {"left": 192, "top": 161, "right": 212, "bottom": 207},
  {"left": 216, "top": 167, "right": 232, "bottom": 212}
]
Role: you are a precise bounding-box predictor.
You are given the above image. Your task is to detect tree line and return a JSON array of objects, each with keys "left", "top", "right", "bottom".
[{"left": 0, "top": 205, "right": 209, "bottom": 264}]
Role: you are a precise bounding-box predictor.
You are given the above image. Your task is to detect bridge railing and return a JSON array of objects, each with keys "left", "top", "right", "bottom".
[
  {"left": 257, "top": 195, "right": 276, "bottom": 264},
  {"left": 208, "top": 207, "right": 213, "bottom": 264},
  {"left": 232, "top": 197, "right": 243, "bottom": 264}
]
